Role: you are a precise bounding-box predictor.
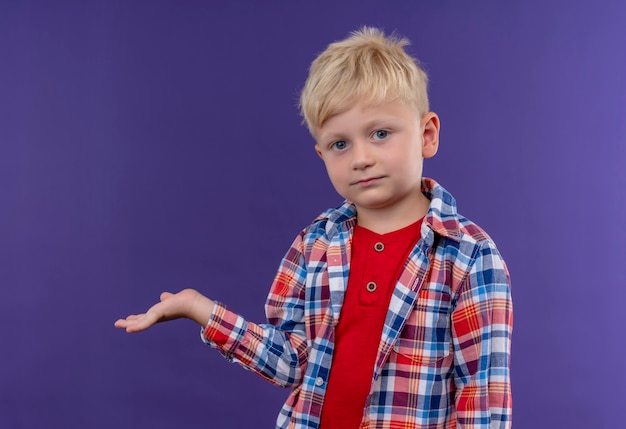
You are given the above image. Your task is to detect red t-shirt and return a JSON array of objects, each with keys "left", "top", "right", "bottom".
[{"left": 319, "top": 218, "right": 423, "bottom": 428}]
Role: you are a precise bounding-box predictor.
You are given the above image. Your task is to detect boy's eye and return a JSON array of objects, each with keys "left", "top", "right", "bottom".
[
  {"left": 373, "top": 130, "right": 389, "bottom": 140},
  {"left": 331, "top": 140, "right": 348, "bottom": 151}
]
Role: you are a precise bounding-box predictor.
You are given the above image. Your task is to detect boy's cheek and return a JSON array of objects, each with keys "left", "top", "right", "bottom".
[{"left": 327, "top": 172, "right": 347, "bottom": 192}]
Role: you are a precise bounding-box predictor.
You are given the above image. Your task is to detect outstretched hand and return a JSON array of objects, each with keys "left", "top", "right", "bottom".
[{"left": 114, "top": 289, "right": 214, "bottom": 333}]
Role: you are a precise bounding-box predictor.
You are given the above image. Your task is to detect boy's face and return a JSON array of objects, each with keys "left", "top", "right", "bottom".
[{"left": 314, "top": 99, "right": 439, "bottom": 226}]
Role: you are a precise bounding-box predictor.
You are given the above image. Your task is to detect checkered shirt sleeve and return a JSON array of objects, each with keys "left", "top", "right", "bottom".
[{"left": 452, "top": 239, "right": 513, "bottom": 428}]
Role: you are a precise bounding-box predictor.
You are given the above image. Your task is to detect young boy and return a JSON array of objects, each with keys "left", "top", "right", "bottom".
[{"left": 115, "top": 27, "right": 513, "bottom": 429}]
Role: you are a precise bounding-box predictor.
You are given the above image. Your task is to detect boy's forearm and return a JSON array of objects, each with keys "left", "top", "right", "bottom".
[{"left": 202, "top": 302, "right": 309, "bottom": 388}]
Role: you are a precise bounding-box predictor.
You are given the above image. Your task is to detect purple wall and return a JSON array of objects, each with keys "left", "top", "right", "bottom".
[{"left": 2, "top": 1, "right": 625, "bottom": 428}]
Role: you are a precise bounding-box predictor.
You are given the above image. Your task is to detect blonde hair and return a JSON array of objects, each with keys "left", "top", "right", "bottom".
[{"left": 299, "top": 27, "right": 429, "bottom": 133}]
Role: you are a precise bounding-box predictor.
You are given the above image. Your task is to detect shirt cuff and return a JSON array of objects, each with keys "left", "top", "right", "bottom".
[
  {"left": 200, "top": 301, "right": 248, "bottom": 360},
  {"left": 200, "top": 300, "right": 222, "bottom": 348}
]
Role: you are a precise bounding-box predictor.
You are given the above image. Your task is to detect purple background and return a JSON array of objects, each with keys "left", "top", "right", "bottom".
[{"left": 1, "top": 1, "right": 625, "bottom": 428}]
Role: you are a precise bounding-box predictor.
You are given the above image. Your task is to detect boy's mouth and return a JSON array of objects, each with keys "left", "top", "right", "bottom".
[{"left": 353, "top": 176, "right": 384, "bottom": 187}]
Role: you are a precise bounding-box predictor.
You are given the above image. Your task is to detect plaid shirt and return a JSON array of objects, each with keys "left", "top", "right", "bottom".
[{"left": 203, "top": 178, "right": 513, "bottom": 428}]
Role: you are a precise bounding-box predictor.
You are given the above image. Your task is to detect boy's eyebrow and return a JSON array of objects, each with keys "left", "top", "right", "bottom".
[{"left": 315, "top": 130, "right": 344, "bottom": 143}]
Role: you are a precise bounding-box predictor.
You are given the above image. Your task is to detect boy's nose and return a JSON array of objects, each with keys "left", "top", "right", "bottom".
[{"left": 351, "top": 142, "right": 375, "bottom": 170}]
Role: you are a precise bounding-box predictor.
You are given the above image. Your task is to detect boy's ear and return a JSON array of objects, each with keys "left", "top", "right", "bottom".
[
  {"left": 421, "top": 112, "right": 440, "bottom": 159},
  {"left": 314, "top": 144, "right": 324, "bottom": 159}
]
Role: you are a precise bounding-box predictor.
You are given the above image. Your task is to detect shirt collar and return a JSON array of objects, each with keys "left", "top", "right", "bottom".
[
  {"left": 421, "top": 178, "right": 462, "bottom": 241},
  {"left": 314, "top": 177, "right": 462, "bottom": 242}
]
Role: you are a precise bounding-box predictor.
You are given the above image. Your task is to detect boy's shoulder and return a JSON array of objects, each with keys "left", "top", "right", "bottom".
[
  {"left": 456, "top": 214, "right": 496, "bottom": 247},
  {"left": 421, "top": 178, "right": 509, "bottom": 286},
  {"left": 421, "top": 177, "right": 496, "bottom": 247}
]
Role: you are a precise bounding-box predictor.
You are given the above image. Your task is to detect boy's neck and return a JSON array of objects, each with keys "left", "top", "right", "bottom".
[{"left": 355, "top": 191, "right": 430, "bottom": 235}]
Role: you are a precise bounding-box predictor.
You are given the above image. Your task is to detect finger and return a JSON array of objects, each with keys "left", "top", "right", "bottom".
[
  {"left": 115, "top": 317, "right": 145, "bottom": 332},
  {"left": 114, "top": 318, "right": 139, "bottom": 329},
  {"left": 114, "top": 319, "right": 127, "bottom": 328},
  {"left": 113, "top": 314, "right": 142, "bottom": 327},
  {"left": 125, "top": 323, "right": 145, "bottom": 333},
  {"left": 114, "top": 313, "right": 148, "bottom": 329},
  {"left": 160, "top": 292, "right": 174, "bottom": 301},
  {"left": 124, "top": 313, "right": 159, "bottom": 333},
  {"left": 126, "top": 314, "right": 145, "bottom": 321}
]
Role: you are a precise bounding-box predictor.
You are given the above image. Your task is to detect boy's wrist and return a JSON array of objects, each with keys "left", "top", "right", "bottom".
[{"left": 189, "top": 291, "right": 215, "bottom": 327}]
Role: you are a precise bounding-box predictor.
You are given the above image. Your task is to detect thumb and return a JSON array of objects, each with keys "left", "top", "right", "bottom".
[{"left": 160, "top": 292, "right": 174, "bottom": 301}]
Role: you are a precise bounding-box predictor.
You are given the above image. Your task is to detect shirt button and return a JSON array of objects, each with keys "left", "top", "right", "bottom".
[
  {"left": 315, "top": 377, "right": 324, "bottom": 387},
  {"left": 374, "top": 242, "right": 384, "bottom": 252},
  {"left": 366, "top": 281, "right": 377, "bottom": 292}
]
